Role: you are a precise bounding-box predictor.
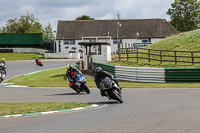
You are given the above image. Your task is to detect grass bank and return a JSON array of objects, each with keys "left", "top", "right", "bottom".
[
  {"left": 110, "top": 29, "right": 200, "bottom": 68},
  {"left": 108, "top": 58, "right": 200, "bottom": 68},
  {"left": 0, "top": 102, "right": 90, "bottom": 116},
  {"left": 0, "top": 53, "right": 43, "bottom": 61},
  {"left": 146, "top": 29, "right": 200, "bottom": 51},
  {"left": 6, "top": 67, "right": 200, "bottom": 88}
]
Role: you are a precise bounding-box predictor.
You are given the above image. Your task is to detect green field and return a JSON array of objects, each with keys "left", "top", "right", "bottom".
[
  {"left": 6, "top": 67, "right": 200, "bottom": 88},
  {"left": 0, "top": 53, "right": 43, "bottom": 61}
]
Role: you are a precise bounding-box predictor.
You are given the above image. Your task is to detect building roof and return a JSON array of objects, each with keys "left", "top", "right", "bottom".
[{"left": 56, "top": 19, "right": 178, "bottom": 40}]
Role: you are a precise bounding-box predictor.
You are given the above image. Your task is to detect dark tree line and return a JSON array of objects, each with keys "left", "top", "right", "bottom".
[
  {"left": 167, "top": 0, "right": 200, "bottom": 32},
  {"left": 0, "top": 12, "right": 54, "bottom": 40}
]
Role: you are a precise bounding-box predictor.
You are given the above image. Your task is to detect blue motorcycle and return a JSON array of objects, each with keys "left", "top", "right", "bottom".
[{"left": 73, "top": 73, "right": 90, "bottom": 94}]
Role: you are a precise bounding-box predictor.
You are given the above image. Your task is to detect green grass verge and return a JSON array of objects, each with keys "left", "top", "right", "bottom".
[
  {"left": 7, "top": 67, "right": 68, "bottom": 87},
  {"left": 0, "top": 102, "right": 90, "bottom": 116},
  {"left": 146, "top": 29, "right": 200, "bottom": 51},
  {"left": 0, "top": 53, "right": 43, "bottom": 61},
  {"left": 6, "top": 67, "right": 200, "bottom": 88},
  {"left": 119, "top": 81, "right": 200, "bottom": 88},
  {"left": 110, "top": 29, "right": 200, "bottom": 68},
  {"left": 108, "top": 58, "right": 200, "bottom": 68}
]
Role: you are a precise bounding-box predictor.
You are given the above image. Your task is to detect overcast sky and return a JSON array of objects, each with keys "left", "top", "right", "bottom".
[{"left": 0, "top": 0, "right": 174, "bottom": 32}]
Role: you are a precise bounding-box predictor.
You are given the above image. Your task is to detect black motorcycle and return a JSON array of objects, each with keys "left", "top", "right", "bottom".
[
  {"left": 0, "top": 69, "right": 6, "bottom": 83},
  {"left": 100, "top": 77, "right": 123, "bottom": 103},
  {"left": 0, "top": 62, "right": 6, "bottom": 73},
  {"left": 69, "top": 73, "right": 90, "bottom": 94},
  {"left": 0, "top": 63, "right": 6, "bottom": 83}
]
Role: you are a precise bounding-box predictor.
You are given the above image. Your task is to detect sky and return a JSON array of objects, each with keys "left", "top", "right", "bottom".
[{"left": 0, "top": 0, "right": 174, "bottom": 32}]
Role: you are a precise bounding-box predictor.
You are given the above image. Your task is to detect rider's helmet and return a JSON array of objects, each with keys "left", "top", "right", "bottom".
[
  {"left": 95, "top": 67, "right": 102, "bottom": 76},
  {"left": 66, "top": 64, "right": 72, "bottom": 72},
  {"left": 2, "top": 58, "right": 4, "bottom": 61}
]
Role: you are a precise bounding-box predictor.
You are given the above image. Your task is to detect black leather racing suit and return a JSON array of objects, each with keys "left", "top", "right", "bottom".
[{"left": 94, "top": 70, "right": 119, "bottom": 96}]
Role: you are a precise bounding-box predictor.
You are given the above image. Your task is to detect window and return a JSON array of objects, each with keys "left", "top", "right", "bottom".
[
  {"left": 113, "top": 39, "right": 122, "bottom": 44},
  {"left": 64, "top": 41, "right": 69, "bottom": 45},
  {"left": 142, "top": 39, "right": 148, "bottom": 43},
  {"left": 64, "top": 40, "right": 76, "bottom": 45},
  {"left": 97, "top": 45, "right": 101, "bottom": 55},
  {"left": 92, "top": 45, "right": 101, "bottom": 55},
  {"left": 70, "top": 40, "right": 75, "bottom": 44}
]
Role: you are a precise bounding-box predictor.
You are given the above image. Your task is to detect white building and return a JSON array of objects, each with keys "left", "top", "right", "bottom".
[{"left": 55, "top": 19, "right": 177, "bottom": 56}]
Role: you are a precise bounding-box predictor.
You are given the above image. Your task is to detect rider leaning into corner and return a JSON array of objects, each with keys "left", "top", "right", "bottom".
[
  {"left": 94, "top": 67, "right": 121, "bottom": 96},
  {"left": 0, "top": 58, "right": 6, "bottom": 74},
  {"left": 0, "top": 58, "right": 6, "bottom": 64},
  {"left": 66, "top": 64, "right": 81, "bottom": 89}
]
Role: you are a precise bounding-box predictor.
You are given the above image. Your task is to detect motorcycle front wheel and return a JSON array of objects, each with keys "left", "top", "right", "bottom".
[
  {"left": 112, "top": 89, "right": 123, "bottom": 103},
  {"left": 82, "top": 83, "right": 90, "bottom": 94}
]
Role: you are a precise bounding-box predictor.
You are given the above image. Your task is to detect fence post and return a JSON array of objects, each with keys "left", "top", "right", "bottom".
[
  {"left": 191, "top": 52, "right": 194, "bottom": 65},
  {"left": 148, "top": 49, "right": 150, "bottom": 63},
  {"left": 160, "top": 50, "right": 162, "bottom": 64},
  {"left": 136, "top": 47, "right": 139, "bottom": 62},
  {"left": 118, "top": 43, "right": 120, "bottom": 60},
  {"left": 174, "top": 51, "right": 177, "bottom": 64},
  {"left": 127, "top": 48, "right": 129, "bottom": 60}
]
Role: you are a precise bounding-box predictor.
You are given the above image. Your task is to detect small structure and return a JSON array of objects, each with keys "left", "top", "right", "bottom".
[{"left": 78, "top": 36, "right": 112, "bottom": 70}]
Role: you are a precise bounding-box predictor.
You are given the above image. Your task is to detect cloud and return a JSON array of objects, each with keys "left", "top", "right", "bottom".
[{"left": 0, "top": 0, "right": 174, "bottom": 31}]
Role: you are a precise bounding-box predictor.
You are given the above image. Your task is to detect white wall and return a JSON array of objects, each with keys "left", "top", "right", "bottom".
[
  {"left": 55, "top": 40, "right": 82, "bottom": 54},
  {"left": 92, "top": 45, "right": 111, "bottom": 63},
  {"left": 56, "top": 38, "right": 164, "bottom": 54},
  {"left": 44, "top": 53, "right": 80, "bottom": 59},
  {"left": 0, "top": 48, "right": 48, "bottom": 54}
]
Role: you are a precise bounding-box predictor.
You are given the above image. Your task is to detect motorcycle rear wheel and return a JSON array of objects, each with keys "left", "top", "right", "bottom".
[
  {"left": 72, "top": 86, "right": 80, "bottom": 93},
  {"left": 112, "top": 89, "right": 123, "bottom": 103}
]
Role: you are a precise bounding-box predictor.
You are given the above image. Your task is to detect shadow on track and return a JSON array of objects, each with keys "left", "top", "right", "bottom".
[
  {"left": 88, "top": 101, "right": 119, "bottom": 105},
  {"left": 45, "top": 92, "right": 87, "bottom": 96}
]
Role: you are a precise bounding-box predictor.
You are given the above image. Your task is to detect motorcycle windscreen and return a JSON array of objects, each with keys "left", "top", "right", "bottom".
[{"left": 100, "top": 77, "right": 112, "bottom": 91}]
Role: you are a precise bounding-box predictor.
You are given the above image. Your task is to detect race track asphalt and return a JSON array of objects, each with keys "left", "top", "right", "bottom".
[{"left": 1, "top": 60, "right": 200, "bottom": 133}]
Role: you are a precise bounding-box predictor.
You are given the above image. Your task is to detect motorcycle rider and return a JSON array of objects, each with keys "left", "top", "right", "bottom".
[
  {"left": 35, "top": 58, "right": 39, "bottom": 66},
  {"left": 0, "top": 58, "right": 5, "bottom": 64},
  {"left": 0, "top": 58, "right": 6, "bottom": 74},
  {"left": 66, "top": 64, "right": 81, "bottom": 90},
  {"left": 94, "top": 67, "right": 121, "bottom": 96}
]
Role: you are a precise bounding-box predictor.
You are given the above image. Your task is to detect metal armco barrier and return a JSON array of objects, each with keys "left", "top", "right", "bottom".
[
  {"left": 91, "top": 62, "right": 200, "bottom": 83},
  {"left": 165, "top": 68, "right": 200, "bottom": 83},
  {"left": 115, "top": 66, "right": 165, "bottom": 83},
  {"left": 92, "top": 62, "right": 165, "bottom": 83}
]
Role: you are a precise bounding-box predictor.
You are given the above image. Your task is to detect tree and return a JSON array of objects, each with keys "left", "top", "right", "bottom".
[
  {"left": 76, "top": 15, "right": 95, "bottom": 20},
  {"left": 0, "top": 12, "right": 55, "bottom": 40},
  {"left": 0, "top": 12, "right": 43, "bottom": 33},
  {"left": 166, "top": 0, "right": 200, "bottom": 32},
  {"left": 42, "top": 22, "right": 54, "bottom": 40}
]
